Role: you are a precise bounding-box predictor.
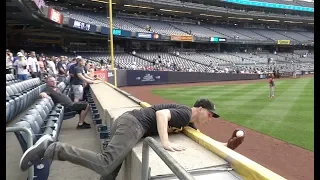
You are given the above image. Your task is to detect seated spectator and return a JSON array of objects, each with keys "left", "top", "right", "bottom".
[
  {"left": 14, "top": 52, "right": 29, "bottom": 81},
  {"left": 39, "top": 76, "right": 91, "bottom": 129}
]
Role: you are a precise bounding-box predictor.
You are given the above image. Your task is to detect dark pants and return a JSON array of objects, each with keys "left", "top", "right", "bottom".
[
  {"left": 31, "top": 72, "right": 40, "bottom": 78},
  {"left": 83, "top": 84, "right": 90, "bottom": 100},
  {"left": 43, "top": 113, "right": 146, "bottom": 179},
  {"left": 64, "top": 102, "right": 88, "bottom": 114}
]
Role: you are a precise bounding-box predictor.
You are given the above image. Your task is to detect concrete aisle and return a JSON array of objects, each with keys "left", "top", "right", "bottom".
[{"left": 49, "top": 113, "right": 101, "bottom": 180}]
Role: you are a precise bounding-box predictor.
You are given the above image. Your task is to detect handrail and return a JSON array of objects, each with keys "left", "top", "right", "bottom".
[
  {"left": 6, "top": 127, "right": 34, "bottom": 180},
  {"left": 141, "top": 137, "right": 196, "bottom": 180}
]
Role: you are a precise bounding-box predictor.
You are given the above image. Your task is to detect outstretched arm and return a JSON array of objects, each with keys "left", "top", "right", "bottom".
[{"left": 156, "top": 109, "right": 186, "bottom": 152}]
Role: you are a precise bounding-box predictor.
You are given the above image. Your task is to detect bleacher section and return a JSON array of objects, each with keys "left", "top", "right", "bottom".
[
  {"left": 77, "top": 51, "right": 313, "bottom": 73},
  {"left": 57, "top": 9, "right": 314, "bottom": 42},
  {"left": 136, "top": 52, "right": 212, "bottom": 72}
]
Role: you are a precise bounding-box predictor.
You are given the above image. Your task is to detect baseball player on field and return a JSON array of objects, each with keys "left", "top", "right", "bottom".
[{"left": 269, "top": 74, "right": 275, "bottom": 98}]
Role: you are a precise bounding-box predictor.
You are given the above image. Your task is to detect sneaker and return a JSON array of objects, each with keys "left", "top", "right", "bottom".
[
  {"left": 83, "top": 121, "right": 91, "bottom": 126},
  {"left": 19, "top": 134, "right": 54, "bottom": 171},
  {"left": 77, "top": 122, "right": 91, "bottom": 129}
]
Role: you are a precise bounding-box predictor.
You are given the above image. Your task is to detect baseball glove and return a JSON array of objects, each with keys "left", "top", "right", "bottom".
[{"left": 227, "top": 129, "right": 245, "bottom": 150}]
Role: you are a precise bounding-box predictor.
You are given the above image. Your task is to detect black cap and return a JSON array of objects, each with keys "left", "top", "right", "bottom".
[{"left": 194, "top": 99, "right": 220, "bottom": 118}]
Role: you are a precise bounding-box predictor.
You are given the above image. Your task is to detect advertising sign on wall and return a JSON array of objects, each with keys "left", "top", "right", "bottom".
[
  {"left": 47, "top": 7, "right": 63, "bottom": 25},
  {"left": 100, "top": 27, "right": 131, "bottom": 37},
  {"left": 136, "top": 32, "right": 160, "bottom": 40},
  {"left": 170, "top": 35, "right": 193, "bottom": 42},
  {"left": 94, "top": 70, "right": 108, "bottom": 82},
  {"left": 223, "top": 0, "right": 314, "bottom": 12},
  {"left": 277, "top": 40, "right": 291, "bottom": 45},
  {"left": 69, "top": 19, "right": 97, "bottom": 32},
  {"left": 210, "top": 37, "right": 227, "bottom": 42},
  {"left": 126, "top": 70, "right": 168, "bottom": 86}
]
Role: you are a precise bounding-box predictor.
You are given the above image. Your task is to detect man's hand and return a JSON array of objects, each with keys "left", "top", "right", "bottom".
[
  {"left": 89, "top": 80, "right": 100, "bottom": 84},
  {"left": 39, "top": 92, "right": 49, "bottom": 98},
  {"left": 227, "top": 129, "right": 245, "bottom": 150},
  {"left": 162, "top": 141, "right": 186, "bottom": 152}
]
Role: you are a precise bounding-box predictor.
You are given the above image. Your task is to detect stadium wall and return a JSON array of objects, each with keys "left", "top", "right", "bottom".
[{"left": 107, "top": 70, "right": 261, "bottom": 87}]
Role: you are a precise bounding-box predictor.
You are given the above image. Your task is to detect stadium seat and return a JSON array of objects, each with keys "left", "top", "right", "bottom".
[
  {"left": 13, "top": 121, "right": 52, "bottom": 180},
  {"left": 6, "top": 78, "right": 45, "bottom": 122}
]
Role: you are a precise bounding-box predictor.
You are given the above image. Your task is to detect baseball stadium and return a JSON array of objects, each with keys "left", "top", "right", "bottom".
[{"left": 6, "top": 0, "right": 314, "bottom": 180}]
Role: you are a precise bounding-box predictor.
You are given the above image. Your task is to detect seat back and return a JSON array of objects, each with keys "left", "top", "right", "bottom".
[
  {"left": 23, "top": 115, "right": 42, "bottom": 137},
  {"left": 34, "top": 105, "right": 48, "bottom": 120},
  {"left": 6, "top": 102, "right": 10, "bottom": 122},
  {"left": 36, "top": 100, "right": 52, "bottom": 114},
  {"left": 6, "top": 86, "right": 14, "bottom": 96},
  {"left": 26, "top": 109, "right": 45, "bottom": 127},
  {"left": 13, "top": 121, "right": 37, "bottom": 151}
]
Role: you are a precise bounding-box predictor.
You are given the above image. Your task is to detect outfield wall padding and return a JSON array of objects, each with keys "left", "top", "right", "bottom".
[{"left": 109, "top": 70, "right": 261, "bottom": 87}]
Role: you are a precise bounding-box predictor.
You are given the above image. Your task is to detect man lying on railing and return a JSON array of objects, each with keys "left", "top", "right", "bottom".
[
  {"left": 39, "top": 76, "right": 97, "bottom": 129},
  {"left": 19, "top": 98, "right": 245, "bottom": 179}
]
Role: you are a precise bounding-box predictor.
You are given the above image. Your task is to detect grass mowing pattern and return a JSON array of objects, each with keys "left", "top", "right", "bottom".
[{"left": 152, "top": 78, "right": 314, "bottom": 151}]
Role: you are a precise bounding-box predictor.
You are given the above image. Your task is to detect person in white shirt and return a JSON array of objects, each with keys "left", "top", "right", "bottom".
[
  {"left": 27, "top": 51, "right": 39, "bottom": 78},
  {"left": 6, "top": 50, "right": 14, "bottom": 74},
  {"left": 47, "top": 56, "right": 58, "bottom": 76},
  {"left": 14, "top": 52, "right": 29, "bottom": 81}
]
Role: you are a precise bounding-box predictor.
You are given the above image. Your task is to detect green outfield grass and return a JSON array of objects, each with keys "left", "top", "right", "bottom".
[{"left": 152, "top": 77, "right": 314, "bottom": 151}]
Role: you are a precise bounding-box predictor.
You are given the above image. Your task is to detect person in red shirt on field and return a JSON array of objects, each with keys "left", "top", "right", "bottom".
[{"left": 269, "top": 74, "right": 275, "bottom": 98}]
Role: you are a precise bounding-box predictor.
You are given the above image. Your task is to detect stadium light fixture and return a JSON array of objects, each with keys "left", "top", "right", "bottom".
[
  {"left": 284, "top": 21, "right": 303, "bottom": 24},
  {"left": 228, "top": 17, "right": 253, "bottom": 20},
  {"left": 200, "top": 14, "right": 222, "bottom": 18},
  {"left": 123, "top": 4, "right": 154, "bottom": 9},
  {"left": 91, "top": 0, "right": 116, "bottom": 4},
  {"left": 308, "top": 22, "right": 314, "bottom": 25},
  {"left": 160, "top": 9, "right": 191, "bottom": 14},
  {"left": 258, "top": 19, "right": 280, "bottom": 22}
]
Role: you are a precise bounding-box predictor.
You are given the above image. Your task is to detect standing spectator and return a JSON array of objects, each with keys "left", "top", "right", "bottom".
[
  {"left": 47, "top": 56, "right": 57, "bottom": 77},
  {"left": 86, "top": 63, "right": 95, "bottom": 78},
  {"left": 57, "top": 56, "right": 68, "bottom": 82},
  {"left": 69, "top": 56, "right": 81, "bottom": 84},
  {"left": 67, "top": 58, "right": 77, "bottom": 71},
  {"left": 6, "top": 49, "right": 14, "bottom": 74},
  {"left": 37, "top": 56, "right": 46, "bottom": 79},
  {"left": 71, "top": 57, "right": 95, "bottom": 102},
  {"left": 27, "top": 51, "right": 40, "bottom": 78},
  {"left": 14, "top": 52, "right": 29, "bottom": 81}
]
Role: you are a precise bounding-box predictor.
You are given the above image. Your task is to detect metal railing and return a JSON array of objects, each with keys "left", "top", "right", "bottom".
[
  {"left": 6, "top": 127, "right": 34, "bottom": 180},
  {"left": 141, "top": 137, "right": 196, "bottom": 180}
]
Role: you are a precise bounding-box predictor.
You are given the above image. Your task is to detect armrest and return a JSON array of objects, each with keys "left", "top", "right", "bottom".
[
  {"left": 44, "top": 116, "right": 59, "bottom": 122},
  {"left": 10, "top": 95, "right": 20, "bottom": 98}
]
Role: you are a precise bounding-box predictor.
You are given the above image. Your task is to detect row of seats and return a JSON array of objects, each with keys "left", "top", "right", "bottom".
[
  {"left": 12, "top": 96, "right": 65, "bottom": 180},
  {"left": 6, "top": 78, "right": 45, "bottom": 122},
  {"left": 6, "top": 74, "right": 19, "bottom": 85}
]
